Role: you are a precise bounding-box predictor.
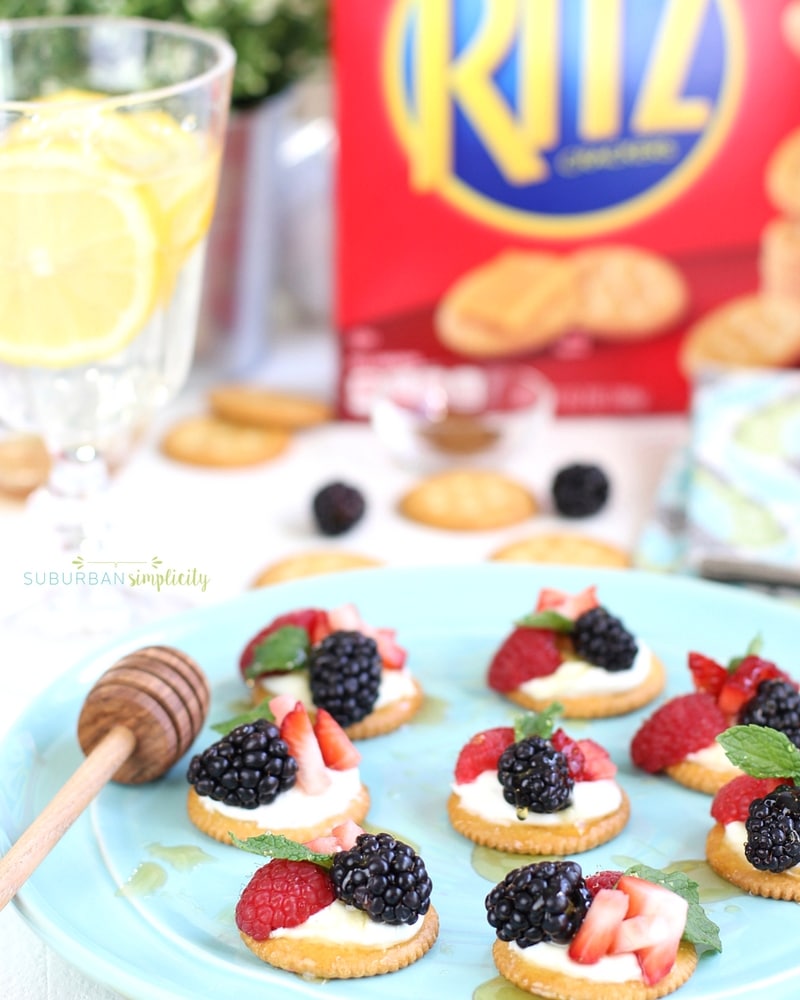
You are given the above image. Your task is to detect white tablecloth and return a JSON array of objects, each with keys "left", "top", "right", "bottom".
[{"left": 0, "top": 326, "right": 689, "bottom": 999}]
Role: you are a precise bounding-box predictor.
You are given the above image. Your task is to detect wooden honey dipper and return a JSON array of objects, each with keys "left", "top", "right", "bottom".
[{"left": 0, "top": 644, "right": 210, "bottom": 911}]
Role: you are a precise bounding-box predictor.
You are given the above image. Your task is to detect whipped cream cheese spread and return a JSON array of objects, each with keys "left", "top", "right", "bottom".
[
  {"left": 453, "top": 772, "right": 621, "bottom": 826},
  {"left": 684, "top": 741, "right": 741, "bottom": 772},
  {"left": 722, "top": 820, "right": 800, "bottom": 877},
  {"left": 271, "top": 899, "right": 422, "bottom": 945},
  {"left": 199, "top": 768, "right": 362, "bottom": 825},
  {"left": 258, "top": 667, "right": 416, "bottom": 709},
  {"left": 518, "top": 645, "right": 652, "bottom": 699},
  {"left": 510, "top": 940, "right": 642, "bottom": 983}
]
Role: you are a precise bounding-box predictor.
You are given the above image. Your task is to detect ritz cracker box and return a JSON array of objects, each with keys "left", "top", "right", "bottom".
[{"left": 333, "top": 0, "right": 800, "bottom": 418}]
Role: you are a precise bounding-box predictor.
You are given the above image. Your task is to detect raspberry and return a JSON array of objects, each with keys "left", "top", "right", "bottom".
[
  {"left": 584, "top": 870, "right": 623, "bottom": 897},
  {"left": 551, "top": 463, "right": 610, "bottom": 518},
  {"left": 454, "top": 726, "right": 515, "bottom": 784},
  {"left": 630, "top": 692, "right": 728, "bottom": 773},
  {"left": 235, "top": 859, "right": 336, "bottom": 940},
  {"left": 710, "top": 775, "right": 787, "bottom": 825},
  {"left": 312, "top": 482, "right": 366, "bottom": 535},
  {"left": 487, "top": 627, "right": 562, "bottom": 693}
]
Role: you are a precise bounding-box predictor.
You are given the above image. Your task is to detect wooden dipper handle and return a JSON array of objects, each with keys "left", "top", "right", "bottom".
[{"left": 0, "top": 645, "right": 209, "bottom": 912}]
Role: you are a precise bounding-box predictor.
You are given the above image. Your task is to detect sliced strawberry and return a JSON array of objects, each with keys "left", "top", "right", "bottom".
[
  {"left": 630, "top": 692, "right": 728, "bottom": 773},
  {"left": 454, "top": 727, "right": 515, "bottom": 784},
  {"left": 487, "top": 627, "right": 562, "bottom": 692},
  {"left": 614, "top": 876, "right": 688, "bottom": 987},
  {"left": 717, "top": 655, "right": 792, "bottom": 717},
  {"left": 688, "top": 651, "right": 727, "bottom": 697},
  {"left": 585, "top": 870, "right": 623, "bottom": 897},
  {"left": 329, "top": 819, "right": 363, "bottom": 850},
  {"left": 372, "top": 627, "right": 407, "bottom": 669},
  {"left": 280, "top": 702, "right": 332, "bottom": 794},
  {"left": 710, "top": 775, "right": 788, "bottom": 825},
  {"left": 239, "top": 608, "right": 330, "bottom": 679},
  {"left": 535, "top": 586, "right": 599, "bottom": 619},
  {"left": 611, "top": 914, "right": 673, "bottom": 953},
  {"left": 551, "top": 729, "right": 585, "bottom": 780},
  {"left": 313, "top": 708, "right": 361, "bottom": 770},
  {"left": 268, "top": 694, "right": 297, "bottom": 726},
  {"left": 327, "top": 604, "right": 407, "bottom": 669},
  {"left": 235, "top": 859, "right": 335, "bottom": 940},
  {"left": 568, "top": 888, "right": 629, "bottom": 964},
  {"left": 302, "top": 834, "right": 340, "bottom": 854},
  {"left": 575, "top": 739, "right": 617, "bottom": 780}
]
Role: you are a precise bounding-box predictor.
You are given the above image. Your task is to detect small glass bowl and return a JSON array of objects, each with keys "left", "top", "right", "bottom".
[{"left": 370, "top": 363, "right": 556, "bottom": 470}]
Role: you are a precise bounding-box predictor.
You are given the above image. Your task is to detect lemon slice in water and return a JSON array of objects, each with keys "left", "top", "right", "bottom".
[{"left": 0, "top": 144, "right": 160, "bottom": 368}]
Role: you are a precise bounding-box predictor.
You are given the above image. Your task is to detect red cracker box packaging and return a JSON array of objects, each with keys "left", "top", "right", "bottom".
[{"left": 333, "top": 0, "right": 800, "bottom": 417}]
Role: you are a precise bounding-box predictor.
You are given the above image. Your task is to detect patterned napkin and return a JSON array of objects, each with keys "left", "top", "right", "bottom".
[{"left": 636, "top": 370, "right": 800, "bottom": 594}]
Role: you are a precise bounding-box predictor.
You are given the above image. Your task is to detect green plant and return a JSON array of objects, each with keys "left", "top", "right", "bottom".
[{"left": 0, "top": 0, "right": 329, "bottom": 106}]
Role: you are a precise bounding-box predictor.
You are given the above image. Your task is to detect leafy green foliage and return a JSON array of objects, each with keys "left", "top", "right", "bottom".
[
  {"left": 513, "top": 704, "right": 564, "bottom": 743},
  {"left": 717, "top": 724, "right": 800, "bottom": 781},
  {"left": 244, "top": 624, "right": 310, "bottom": 679},
  {"left": 230, "top": 831, "right": 334, "bottom": 866},
  {"left": 515, "top": 610, "right": 574, "bottom": 632},
  {"left": 210, "top": 704, "right": 275, "bottom": 735}
]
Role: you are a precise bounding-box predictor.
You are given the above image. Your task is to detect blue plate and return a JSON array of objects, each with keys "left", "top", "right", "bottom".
[{"left": 3, "top": 564, "right": 800, "bottom": 1000}]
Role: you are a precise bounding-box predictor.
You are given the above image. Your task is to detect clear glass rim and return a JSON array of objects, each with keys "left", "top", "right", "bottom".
[{"left": 0, "top": 15, "right": 236, "bottom": 111}]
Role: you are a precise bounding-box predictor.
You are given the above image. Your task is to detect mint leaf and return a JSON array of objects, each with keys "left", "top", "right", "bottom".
[
  {"left": 244, "top": 625, "right": 310, "bottom": 679},
  {"left": 514, "top": 704, "right": 564, "bottom": 742},
  {"left": 727, "top": 633, "right": 763, "bottom": 672},
  {"left": 716, "top": 725, "right": 800, "bottom": 781},
  {"left": 211, "top": 704, "right": 275, "bottom": 735},
  {"left": 624, "top": 863, "right": 721, "bottom": 953},
  {"left": 515, "top": 610, "right": 574, "bottom": 632},
  {"left": 230, "top": 832, "right": 334, "bottom": 866}
]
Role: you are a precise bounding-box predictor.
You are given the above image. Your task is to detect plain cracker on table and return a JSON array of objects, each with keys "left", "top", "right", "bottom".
[
  {"left": 161, "top": 415, "right": 291, "bottom": 467},
  {"left": 447, "top": 789, "right": 629, "bottom": 855},
  {"left": 240, "top": 906, "right": 439, "bottom": 979},
  {"left": 251, "top": 550, "right": 383, "bottom": 587},
  {"left": 490, "top": 533, "right": 630, "bottom": 567},
  {"left": 572, "top": 245, "right": 689, "bottom": 339},
  {"left": 399, "top": 469, "right": 537, "bottom": 531},
  {"left": 0, "top": 434, "right": 50, "bottom": 498},
  {"left": 209, "top": 384, "right": 333, "bottom": 430},
  {"left": 679, "top": 294, "right": 800, "bottom": 374},
  {"left": 492, "top": 937, "right": 697, "bottom": 1000},
  {"left": 435, "top": 250, "right": 576, "bottom": 357}
]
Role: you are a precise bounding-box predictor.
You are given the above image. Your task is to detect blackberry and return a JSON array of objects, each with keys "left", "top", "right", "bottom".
[
  {"left": 312, "top": 481, "right": 366, "bottom": 535},
  {"left": 572, "top": 606, "right": 637, "bottom": 671},
  {"left": 496, "top": 735, "right": 573, "bottom": 819},
  {"left": 308, "top": 630, "right": 382, "bottom": 727},
  {"left": 330, "top": 832, "right": 432, "bottom": 925},
  {"left": 740, "top": 679, "right": 800, "bottom": 747},
  {"left": 745, "top": 784, "right": 800, "bottom": 872},
  {"left": 551, "top": 463, "right": 610, "bottom": 518},
  {"left": 186, "top": 718, "right": 297, "bottom": 809},
  {"left": 486, "top": 860, "right": 590, "bottom": 947}
]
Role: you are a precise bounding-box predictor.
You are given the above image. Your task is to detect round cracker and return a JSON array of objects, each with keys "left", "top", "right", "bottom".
[
  {"left": 679, "top": 294, "right": 800, "bottom": 374},
  {"left": 767, "top": 127, "right": 800, "bottom": 217},
  {"left": 0, "top": 434, "right": 50, "bottom": 499},
  {"left": 502, "top": 655, "right": 666, "bottom": 719},
  {"left": 161, "top": 415, "right": 291, "bottom": 468},
  {"left": 435, "top": 250, "right": 576, "bottom": 357},
  {"left": 664, "top": 759, "right": 742, "bottom": 796},
  {"left": 490, "top": 533, "right": 630, "bottom": 568},
  {"left": 240, "top": 905, "right": 439, "bottom": 978},
  {"left": 706, "top": 823, "right": 800, "bottom": 900},
  {"left": 572, "top": 245, "right": 689, "bottom": 339},
  {"left": 209, "top": 384, "right": 332, "bottom": 430},
  {"left": 399, "top": 469, "right": 537, "bottom": 531},
  {"left": 186, "top": 784, "right": 370, "bottom": 846},
  {"left": 251, "top": 550, "right": 383, "bottom": 587},
  {"left": 447, "top": 789, "right": 629, "bottom": 854},
  {"left": 252, "top": 677, "right": 425, "bottom": 740},
  {"left": 492, "top": 937, "right": 697, "bottom": 1000}
]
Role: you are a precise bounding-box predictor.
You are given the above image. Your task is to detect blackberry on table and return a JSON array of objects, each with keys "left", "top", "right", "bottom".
[
  {"left": 330, "top": 832, "right": 432, "bottom": 925},
  {"left": 497, "top": 735, "right": 573, "bottom": 819},
  {"left": 572, "top": 606, "right": 637, "bottom": 671},
  {"left": 186, "top": 718, "right": 297, "bottom": 808},
  {"left": 551, "top": 463, "right": 609, "bottom": 518},
  {"left": 308, "top": 630, "right": 382, "bottom": 727},
  {"left": 312, "top": 481, "right": 365, "bottom": 535},
  {"left": 740, "top": 679, "right": 800, "bottom": 747},
  {"left": 745, "top": 784, "right": 800, "bottom": 872},
  {"left": 485, "top": 860, "right": 590, "bottom": 947}
]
